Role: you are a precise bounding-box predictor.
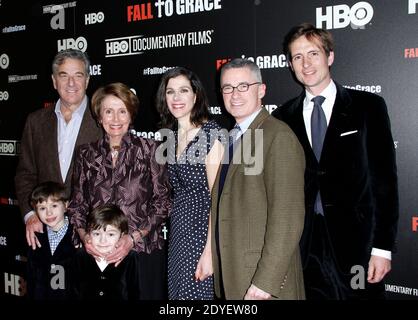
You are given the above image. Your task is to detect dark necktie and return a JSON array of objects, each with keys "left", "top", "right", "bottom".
[
  {"left": 218, "top": 123, "right": 241, "bottom": 195},
  {"left": 311, "top": 95, "right": 327, "bottom": 161},
  {"left": 311, "top": 96, "right": 326, "bottom": 214}
]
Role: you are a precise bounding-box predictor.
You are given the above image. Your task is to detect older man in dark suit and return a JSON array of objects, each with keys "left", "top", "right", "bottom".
[
  {"left": 273, "top": 23, "right": 399, "bottom": 299},
  {"left": 15, "top": 49, "right": 102, "bottom": 250}
]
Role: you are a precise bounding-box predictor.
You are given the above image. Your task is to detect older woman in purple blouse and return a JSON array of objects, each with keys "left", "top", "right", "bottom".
[{"left": 68, "top": 82, "right": 171, "bottom": 299}]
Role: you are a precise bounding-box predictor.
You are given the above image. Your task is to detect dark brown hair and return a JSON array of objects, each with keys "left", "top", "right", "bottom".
[
  {"left": 86, "top": 204, "right": 129, "bottom": 234},
  {"left": 155, "top": 67, "right": 209, "bottom": 129},
  {"left": 30, "top": 181, "right": 68, "bottom": 208}
]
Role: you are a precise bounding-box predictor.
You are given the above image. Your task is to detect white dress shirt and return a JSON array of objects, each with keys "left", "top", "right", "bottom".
[
  {"left": 55, "top": 96, "right": 87, "bottom": 182},
  {"left": 235, "top": 107, "right": 263, "bottom": 138}
]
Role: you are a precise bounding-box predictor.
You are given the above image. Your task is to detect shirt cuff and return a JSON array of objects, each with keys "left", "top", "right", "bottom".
[
  {"left": 24, "top": 210, "right": 35, "bottom": 224},
  {"left": 371, "top": 247, "right": 391, "bottom": 260}
]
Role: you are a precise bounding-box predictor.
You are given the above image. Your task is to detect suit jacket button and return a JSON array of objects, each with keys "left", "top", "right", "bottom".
[{"left": 317, "top": 170, "right": 326, "bottom": 176}]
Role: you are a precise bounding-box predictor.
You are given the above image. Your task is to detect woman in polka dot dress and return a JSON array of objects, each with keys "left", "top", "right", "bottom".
[{"left": 156, "top": 67, "right": 224, "bottom": 300}]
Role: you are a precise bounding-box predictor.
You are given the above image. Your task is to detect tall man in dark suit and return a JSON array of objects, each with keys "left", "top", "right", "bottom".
[
  {"left": 273, "top": 23, "right": 399, "bottom": 299},
  {"left": 211, "top": 58, "right": 306, "bottom": 300},
  {"left": 15, "top": 49, "right": 102, "bottom": 250}
]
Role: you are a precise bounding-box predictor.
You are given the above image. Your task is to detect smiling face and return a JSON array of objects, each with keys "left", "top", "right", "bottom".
[
  {"left": 51, "top": 58, "right": 89, "bottom": 109},
  {"left": 99, "top": 95, "right": 131, "bottom": 145},
  {"left": 220, "top": 67, "right": 265, "bottom": 124},
  {"left": 289, "top": 35, "right": 334, "bottom": 96},
  {"left": 165, "top": 75, "right": 196, "bottom": 122},
  {"left": 90, "top": 224, "right": 122, "bottom": 255},
  {"left": 35, "top": 197, "right": 67, "bottom": 231}
]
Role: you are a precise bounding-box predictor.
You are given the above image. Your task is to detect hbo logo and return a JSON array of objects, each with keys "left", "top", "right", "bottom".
[
  {"left": 106, "top": 41, "right": 129, "bottom": 55},
  {"left": 0, "top": 91, "right": 9, "bottom": 101},
  {"left": 0, "top": 142, "right": 15, "bottom": 154},
  {"left": 316, "top": 1, "right": 374, "bottom": 30},
  {"left": 85, "top": 12, "right": 104, "bottom": 25},
  {"left": 57, "top": 36, "right": 88, "bottom": 52},
  {"left": 0, "top": 54, "right": 10, "bottom": 69}
]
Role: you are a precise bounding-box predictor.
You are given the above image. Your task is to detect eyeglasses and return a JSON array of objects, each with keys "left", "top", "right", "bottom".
[{"left": 221, "top": 82, "right": 261, "bottom": 94}]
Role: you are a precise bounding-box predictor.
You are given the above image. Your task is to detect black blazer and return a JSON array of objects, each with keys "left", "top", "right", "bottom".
[
  {"left": 26, "top": 222, "right": 76, "bottom": 300},
  {"left": 273, "top": 82, "right": 399, "bottom": 272},
  {"left": 71, "top": 249, "right": 141, "bottom": 300}
]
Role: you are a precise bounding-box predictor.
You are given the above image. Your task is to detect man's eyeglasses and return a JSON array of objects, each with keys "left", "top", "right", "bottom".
[{"left": 221, "top": 82, "right": 261, "bottom": 94}]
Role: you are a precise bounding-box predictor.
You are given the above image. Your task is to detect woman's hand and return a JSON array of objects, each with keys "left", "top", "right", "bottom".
[
  {"left": 194, "top": 246, "right": 213, "bottom": 282},
  {"left": 105, "top": 234, "right": 134, "bottom": 267},
  {"left": 82, "top": 233, "right": 104, "bottom": 261}
]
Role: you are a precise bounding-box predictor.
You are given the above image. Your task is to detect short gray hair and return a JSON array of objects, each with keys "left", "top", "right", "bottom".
[
  {"left": 220, "top": 58, "right": 262, "bottom": 83},
  {"left": 52, "top": 49, "right": 90, "bottom": 76}
]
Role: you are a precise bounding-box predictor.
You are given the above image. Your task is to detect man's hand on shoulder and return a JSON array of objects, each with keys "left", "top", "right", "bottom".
[{"left": 26, "top": 215, "right": 42, "bottom": 249}]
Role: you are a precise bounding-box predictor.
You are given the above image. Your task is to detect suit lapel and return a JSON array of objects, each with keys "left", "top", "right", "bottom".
[
  {"left": 75, "top": 102, "right": 97, "bottom": 147},
  {"left": 320, "top": 83, "right": 352, "bottom": 162},
  {"left": 290, "top": 93, "right": 318, "bottom": 164},
  {"left": 44, "top": 108, "right": 63, "bottom": 183},
  {"left": 293, "top": 95, "right": 311, "bottom": 150}
]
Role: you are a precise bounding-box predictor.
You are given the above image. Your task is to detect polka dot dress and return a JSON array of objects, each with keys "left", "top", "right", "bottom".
[{"left": 168, "top": 120, "right": 221, "bottom": 300}]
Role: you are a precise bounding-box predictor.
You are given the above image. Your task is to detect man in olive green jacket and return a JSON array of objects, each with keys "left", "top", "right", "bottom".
[{"left": 211, "top": 58, "right": 306, "bottom": 300}]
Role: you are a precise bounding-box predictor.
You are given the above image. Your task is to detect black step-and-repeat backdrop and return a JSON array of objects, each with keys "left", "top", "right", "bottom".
[{"left": 1, "top": 0, "right": 417, "bottom": 300}]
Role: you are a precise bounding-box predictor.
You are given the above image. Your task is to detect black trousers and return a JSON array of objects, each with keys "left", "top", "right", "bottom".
[
  {"left": 138, "top": 248, "right": 167, "bottom": 300},
  {"left": 304, "top": 214, "right": 385, "bottom": 300}
]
